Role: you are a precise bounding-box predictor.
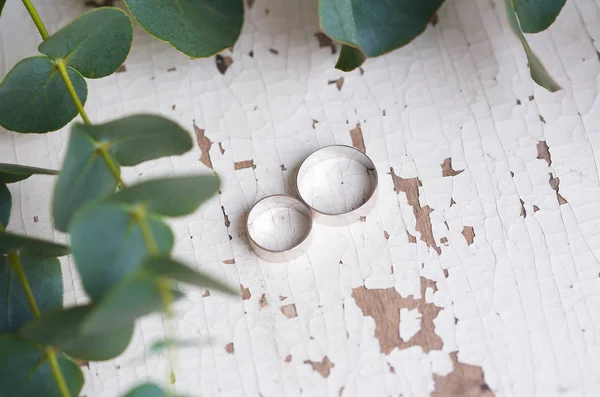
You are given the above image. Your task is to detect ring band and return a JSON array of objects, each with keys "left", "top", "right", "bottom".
[
  {"left": 245, "top": 194, "right": 313, "bottom": 262},
  {"left": 295, "top": 145, "right": 378, "bottom": 226}
]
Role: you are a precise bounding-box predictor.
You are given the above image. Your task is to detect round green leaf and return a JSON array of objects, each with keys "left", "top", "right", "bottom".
[
  {"left": 0, "top": 56, "right": 87, "bottom": 133},
  {"left": 0, "top": 0, "right": 5, "bottom": 17},
  {"left": 69, "top": 202, "right": 174, "bottom": 301},
  {"left": 82, "top": 271, "right": 182, "bottom": 334},
  {"left": 123, "top": 0, "right": 244, "bottom": 58},
  {"left": 77, "top": 114, "right": 193, "bottom": 166},
  {"left": 62, "top": 323, "right": 134, "bottom": 361},
  {"left": 0, "top": 253, "right": 62, "bottom": 333},
  {"left": 108, "top": 175, "right": 220, "bottom": 217},
  {"left": 144, "top": 255, "right": 235, "bottom": 294},
  {"left": 335, "top": 44, "right": 366, "bottom": 72},
  {"left": 505, "top": 0, "right": 561, "bottom": 92},
  {"left": 0, "top": 231, "right": 69, "bottom": 257},
  {"left": 52, "top": 125, "right": 119, "bottom": 232},
  {"left": 0, "top": 335, "right": 83, "bottom": 397},
  {"left": 124, "top": 383, "right": 170, "bottom": 397},
  {"left": 512, "top": 0, "right": 565, "bottom": 34},
  {"left": 0, "top": 163, "right": 58, "bottom": 184},
  {"left": 19, "top": 305, "right": 135, "bottom": 361},
  {"left": 39, "top": 8, "right": 133, "bottom": 79},
  {"left": 319, "top": 0, "right": 443, "bottom": 58},
  {"left": 0, "top": 182, "right": 10, "bottom": 228}
]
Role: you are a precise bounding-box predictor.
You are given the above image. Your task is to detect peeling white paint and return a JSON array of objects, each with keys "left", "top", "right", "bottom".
[{"left": 2, "top": 0, "right": 600, "bottom": 396}]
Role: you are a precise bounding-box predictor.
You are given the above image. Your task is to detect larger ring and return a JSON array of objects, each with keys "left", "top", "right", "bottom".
[
  {"left": 295, "top": 145, "right": 378, "bottom": 226},
  {"left": 246, "top": 194, "right": 313, "bottom": 262}
]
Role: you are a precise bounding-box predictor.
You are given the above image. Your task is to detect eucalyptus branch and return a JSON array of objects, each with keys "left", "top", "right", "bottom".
[{"left": 8, "top": 252, "right": 71, "bottom": 397}]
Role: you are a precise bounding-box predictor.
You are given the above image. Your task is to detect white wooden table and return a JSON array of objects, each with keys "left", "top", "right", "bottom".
[{"left": 2, "top": 0, "right": 600, "bottom": 396}]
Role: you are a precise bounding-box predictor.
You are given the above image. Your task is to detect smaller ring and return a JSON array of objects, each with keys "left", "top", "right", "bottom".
[
  {"left": 295, "top": 145, "right": 378, "bottom": 226},
  {"left": 246, "top": 194, "right": 313, "bottom": 262}
]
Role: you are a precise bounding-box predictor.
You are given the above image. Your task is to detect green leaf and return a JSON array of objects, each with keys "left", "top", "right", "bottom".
[
  {"left": 150, "top": 338, "right": 199, "bottom": 353},
  {"left": 0, "top": 56, "right": 87, "bottom": 133},
  {"left": 109, "top": 175, "right": 220, "bottom": 217},
  {"left": 0, "top": 182, "right": 10, "bottom": 228},
  {"left": 124, "top": 383, "right": 170, "bottom": 397},
  {"left": 335, "top": 44, "right": 366, "bottom": 72},
  {"left": 19, "top": 305, "right": 135, "bottom": 361},
  {"left": 123, "top": 0, "right": 244, "bottom": 58},
  {"left": 39, "top": 8, "right": 133, "bottom": 79},
  {"left": 0, "top": 163, "right": 58, "bottom": 184},
  {"left": 505, "top": 0, "right": 561, "bottom": 92},
  {"left": 20, "top": 306, "right": 89, "bottom": 346},
  {"left": 512, "top": 0, "right": 566, "bottom": 34},
  {"left": 52, "top": 125, "right": 119, "bottom": 232},
  {"left": 144, "top": 255, "right": 235, "bottom": 294},
  {"left": 82, "top": 271, "right": 182, "bottom": 334},
  {"left": 0, "top": 253, "right": 62, "bottom": 333},
  {"left": 319, "top": 0, "right": 443, "bottom": 58},
  {"left": 76, "top": 115, "right": 193, "bottom": 166},
  {"left": 69, "top": 202, "right": 174, "bottom": 301},
  {"left": 0, "top": 335, "right": 83, "bottom": 397},
  {"left": 0, "top": 0, "right": 6, "bottom": 18},
  {"left": 0, "top": 231, "right": 69, "bottom": 256},
  {"left": 61, "top": 323, "right": 134, "bottom": 361}
]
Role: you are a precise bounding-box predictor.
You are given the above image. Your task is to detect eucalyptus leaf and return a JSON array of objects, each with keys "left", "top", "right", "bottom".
[
  {"left": 512, "top": 0, "right": 566, "bottom": 34},
  {"left": 123, "top": 383, "right": 170, "bottom": 397},
  {"left": 39, "top": 8, "right": 133, "bottom": 78},
  {"left": 0, "top": 231, "right": 69, "bottom": 257},
  {"left": 61, "top": 322, "right": 134, "bottom": 361},
  {"left": 0, "top": 0, "right": 5, "bottom": 17},
  {"left": 150, "top": 338, "right": 200, "bottom": 353},
  {"left": 108, "top": 175, "right": 220, "bottom": 217},
  {"left": 0, "top": 56, "right": 87, "bottom": 133},
  {"left": 20, "top": 305, "right": 135, "bottom": 361},
  {"left": 0, "top": 335, "right": 83, "bottom": 397},
  {"left": 76, "top": 114, "right": 193, "bottom": 166},
  {"left": 0, "top": 163, "right": 58, "bottom": 184},
  {"left": 52, "top": 125, "right": 118, "bottom": 232},
  {"left": 82, "top": 271, "right": 182, "bottom": 334},
  {"left": 505, "top": 0, "right": 561, "bottom": 92},
  {"left": 0, "top": 182, "right": 10, "bottom": 228},
  {"left": 319, "top": 0, "right": 443, "bottom": 57},
  {"left": 335, "top": 44, "right": 366, "bottom": 72},
  {"left": 0, "top": 253, "right": 62, "bottom": 333},
  {"left": 69, "top": 202, "right": 174, "bottom": 301},
  {"left": 20, "top": 306, "right": 87, "bottom": 346},
  {"left": 123, "top": 0, "right": 244, "bottom": 58},
  {"left": 144, "top": 255, "right": 235, "bottom": 294}
]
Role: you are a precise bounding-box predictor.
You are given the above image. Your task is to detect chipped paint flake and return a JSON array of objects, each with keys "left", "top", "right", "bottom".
[
  {"left": 432, "top": 353, "right": 493, "bottom": 397},
  {"left": 350, "top": 123, "right": 366, "bottom": 153},
  {"left": 234, "top": 160, "right": 256, "bottom": 170},
  {"left": 215, "top": 54, "right": 233, "bottom": 75},
  {"left": 441, "top": 158, "right": 464, "bottom": 177},
  {"left": 352, "top": 277, "right": 442, "bottom": 354},
  {"left": 328, "top": 77, "right": 344, "bottom": 91},
  {"left": 314, "top": 32, "right": 336, "bottom": 54},
  {"left": 240, "top": 285, "right": 251, "bottom": 300},
  {"left": 303, "top": 356, "right": 334, "bottom": 378},
  {"left": 280, "top": 303, "right": 297, "bottom": 318},
  {"left": 194, "top": 123, "right": 213, "bottom": 169},
  {"left": 392, "top": 168, "right": 441, "bottom": 255},
  {"left": 225, "top": 343, "right": 234, "bottom": 354},
  {"left": 462, "top": 226, "right": 475, "bottom": 245}
]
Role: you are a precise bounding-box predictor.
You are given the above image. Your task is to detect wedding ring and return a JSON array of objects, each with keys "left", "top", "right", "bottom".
[
  {"left": 295, "top": 145, "right": 378, "bottom": 226},
  {"left": 245, "top": 194, "right": 313, "bottom": 262}
]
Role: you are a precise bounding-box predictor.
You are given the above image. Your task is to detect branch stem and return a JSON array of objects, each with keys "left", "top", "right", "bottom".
[
  {"left": 9, "top": 252, "right": 71, "bottom": 397},
  {"left": 21, "top": 0, "right": 49, "bottom": 40}
]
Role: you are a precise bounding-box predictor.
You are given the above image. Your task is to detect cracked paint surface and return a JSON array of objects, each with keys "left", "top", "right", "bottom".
[{"left": 2, "top": 0, "right": 600, "bottom": 396}]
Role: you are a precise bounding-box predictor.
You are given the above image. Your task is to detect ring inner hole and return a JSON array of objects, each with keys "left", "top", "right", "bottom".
[
  {"left": 248, "top": 199, "right": 310, "bottom": 252},
  {"left": 298, "top": 155, "right": 376, "bottom": 215}
]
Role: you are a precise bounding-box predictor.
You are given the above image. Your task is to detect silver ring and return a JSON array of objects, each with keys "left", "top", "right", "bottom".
[
  {"left": 246, "top": 194, "right": 313, "bottom": 262},
  {"left": 295, "top": 145, "right": 378, "bottom": 226}
]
